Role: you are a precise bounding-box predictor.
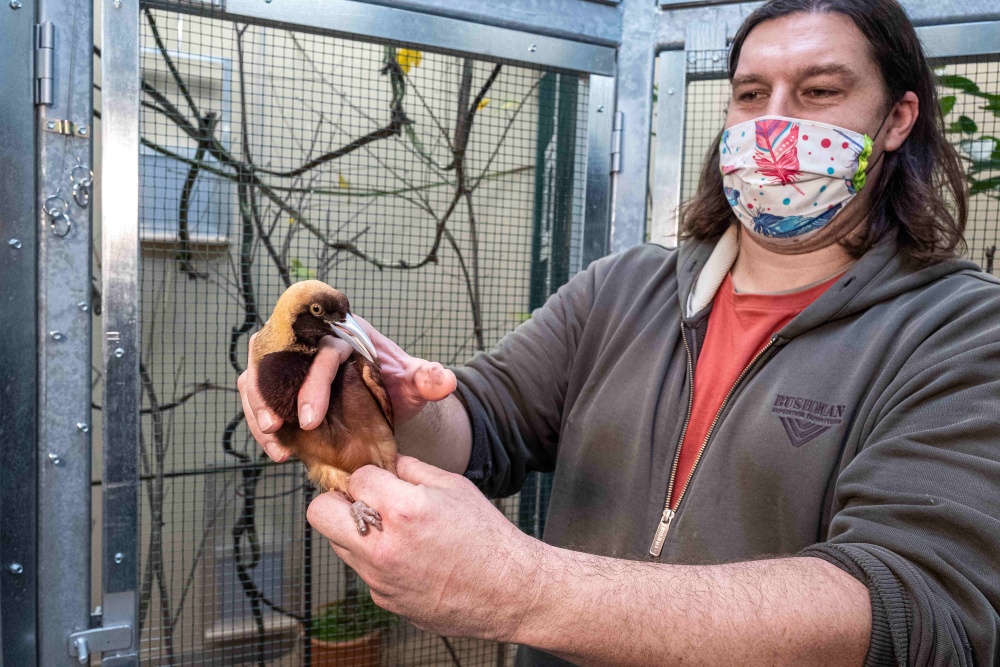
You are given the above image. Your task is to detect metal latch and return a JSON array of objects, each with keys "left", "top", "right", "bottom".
[
  {"left": 68, "top": 625, "right": 131, "bottom": 664},
  {"left": 34, "top": 22, "right": 55, "bottom": 106},
  {"left": 611, "top": 111, "right": 624, "bottom": 174},
  {"left": 44, "top": 119, "right": 89, "bottom": 137}
]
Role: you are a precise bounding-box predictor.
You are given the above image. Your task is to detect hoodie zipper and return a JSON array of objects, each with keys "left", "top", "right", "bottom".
[{"left": 649, "top": 325, "right": 779, "bottom": 557}]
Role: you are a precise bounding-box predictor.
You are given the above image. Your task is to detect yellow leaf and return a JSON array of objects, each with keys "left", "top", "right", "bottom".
[
  {"left": 338, "top": 173, "right": 349, "bottom": 189},
  {"left": 476, "top": 98, "right": 491, "bottom": 111},
  {"left": 289, "top": 217, "right": 296, "bottom": 225},
  {"left": 396, "top": 48, "right": 423, "bottom": 74}
]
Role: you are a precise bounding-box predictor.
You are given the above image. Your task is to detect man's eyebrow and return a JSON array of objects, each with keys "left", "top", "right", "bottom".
[
  {"left": 797, "top": 63, "right": 858, "bottom": 81},
  {"left": 731, "top": 73, "right": 767, "bottom": 87},
  {"left": 731, "top": 64, "right": 859, "bottom": 87}
]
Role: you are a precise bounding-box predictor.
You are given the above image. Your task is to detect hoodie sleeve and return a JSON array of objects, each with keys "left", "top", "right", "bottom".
[
  {"left": 452, "top": 252, "right": 612, "bottom": 498},
  {"left": 801, "top": 279, "right": 1000, "bottom": 667}
]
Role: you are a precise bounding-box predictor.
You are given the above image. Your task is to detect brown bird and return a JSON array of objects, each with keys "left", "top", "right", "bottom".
[{"left": 251, "top": 280, "right": 395, "bottom": 534}]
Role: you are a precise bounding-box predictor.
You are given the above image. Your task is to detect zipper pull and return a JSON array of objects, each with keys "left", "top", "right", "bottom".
[{"left": 649, "top": 508, "right": 675, "bottom": 557}]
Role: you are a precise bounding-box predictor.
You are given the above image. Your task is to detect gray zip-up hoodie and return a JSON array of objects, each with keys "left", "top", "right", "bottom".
[{"left": 454, "top": 232, "right": 1000, "bottom": 666}]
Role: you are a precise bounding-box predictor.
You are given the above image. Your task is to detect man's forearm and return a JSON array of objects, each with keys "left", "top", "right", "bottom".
[
  {"left": 395, "top": 394, "right": 473, "bottom": 474},
  {"left": 513, "top": 548, "right": 871, "bottom": 667}
]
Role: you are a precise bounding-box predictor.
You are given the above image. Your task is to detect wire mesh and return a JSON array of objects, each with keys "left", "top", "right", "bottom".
[
  {"left": 671, "top": 50, "right": 1000, "bottom": 273},
  {"left": 935, "top": 56, "right": 1000, "bottom": 275},
  {"left": 93, "top": 5, "right": 589, "bottom": 665}
]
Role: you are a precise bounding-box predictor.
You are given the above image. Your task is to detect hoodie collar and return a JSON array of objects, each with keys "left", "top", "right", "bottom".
[{"left": 676, "top": 226, "right": 981, "bottom": 338}]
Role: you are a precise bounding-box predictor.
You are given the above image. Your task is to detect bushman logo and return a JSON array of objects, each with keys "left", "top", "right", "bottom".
[{"left": 771, "top": 394, "right": 846, "bottom": 447}]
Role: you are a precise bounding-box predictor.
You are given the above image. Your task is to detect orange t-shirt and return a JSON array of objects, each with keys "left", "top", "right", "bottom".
[{"left": 669, "top": 271, "right": 840, "bottom": 510}]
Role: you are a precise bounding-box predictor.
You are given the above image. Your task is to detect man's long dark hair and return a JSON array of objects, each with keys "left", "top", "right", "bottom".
[{"left": 679, "top": 0, "right": 968, "bottom": 263}]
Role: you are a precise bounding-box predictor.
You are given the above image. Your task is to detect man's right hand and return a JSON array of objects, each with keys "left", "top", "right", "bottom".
[{"left": 236, "top": 314, "right": 458, "bottom": 463}]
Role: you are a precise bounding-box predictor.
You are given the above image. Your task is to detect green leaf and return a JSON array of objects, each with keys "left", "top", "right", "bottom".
[
  {"left": 938, "top": 95, "right": 956, "bottom": 116},
  {"left": 937, "top": 74, "right": 980, "bottom": 94},
  {"left": 311, "top": 595, "right": 398, "bottom": 643},
  {"left": 969, "top": 176, "right": 1000, "bottom": 196},
  {"left": 948, "top": 115, "right": 978, "bottom": 134},
  {"left": 977, "top": 94, "right": 1000, "bottom": 116},
  {"left": 290, "top": 258, "right": 316, "bottom": 280},
  {"left": 511, "top": 311, "right": 533, "bottom": 324},
  {"left": 968, "top": 159, "right": 1000, "bottom": 176}
]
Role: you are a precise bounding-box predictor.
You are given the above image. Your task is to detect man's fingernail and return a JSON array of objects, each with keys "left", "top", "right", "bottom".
[
  {"left": 300, "top": 404, "right": 315, "bottom": 425},
  {"left": 263, "top": 442, "right": 287, "bottom": 462},
  {"left": 257, "top": 410, "right": 275, "bottom": 431}
]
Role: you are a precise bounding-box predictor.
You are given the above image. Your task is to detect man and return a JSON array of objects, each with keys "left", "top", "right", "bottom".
[{"left": 237, "top": 0, "right": 1000, "bottom": 664}]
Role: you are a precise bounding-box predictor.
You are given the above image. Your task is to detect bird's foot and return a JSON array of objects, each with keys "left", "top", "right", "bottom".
[{"left": 350, "top": 500, "right": 382, "bottom": 535}]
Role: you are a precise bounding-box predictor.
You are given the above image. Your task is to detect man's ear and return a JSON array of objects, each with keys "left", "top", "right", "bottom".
[{"left": 883, "top": 91, "right": 919, "bottom": 152}]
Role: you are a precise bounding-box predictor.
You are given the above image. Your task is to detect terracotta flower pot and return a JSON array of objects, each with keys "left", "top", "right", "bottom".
[{"left": 310, "top": 630, "right": 381, "bottom": 667}]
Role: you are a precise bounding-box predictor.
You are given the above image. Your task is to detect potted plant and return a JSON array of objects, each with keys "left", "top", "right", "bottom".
[{"left": 309, "top": 575, "right": 398, "bottom": 667}]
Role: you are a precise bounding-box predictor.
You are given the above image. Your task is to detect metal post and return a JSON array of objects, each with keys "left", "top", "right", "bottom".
[
  {"left": 0, "top": 0, "right": 40, "bottom": 664},
  {"left": 34, "top": 0, "right": 94, "bottom": 663},
  {"left": 650, "top": 50, "right": 687, "bottom": 248},
  {"left": 583, "top": 74, "right": 616, "bottom": 266},
  {"left": 610, "top": 0, "right": 657, "bottom": 252},
  {"left": 100, "top": 0, "right": 141, "bottom": 663}
]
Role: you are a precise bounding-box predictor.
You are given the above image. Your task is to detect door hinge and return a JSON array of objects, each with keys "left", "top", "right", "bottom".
[
  {"left": 611, "top": 110, "right": 624, "bottom": 174},
  {"left": 34, "top": 21, "right": 55, "bottom": 106},
  {"left": 68, "top": 624, "right": 132, "bottom": 664}
]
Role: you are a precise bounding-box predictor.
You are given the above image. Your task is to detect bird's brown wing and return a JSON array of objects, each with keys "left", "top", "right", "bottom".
[{"left": 356, "top": 357, "right": 395, "bottom": 433}]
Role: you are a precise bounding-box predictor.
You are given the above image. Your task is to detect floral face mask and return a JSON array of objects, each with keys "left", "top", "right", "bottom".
[{"left": 719, "top": 115, "right": 882, "bottom": 243}]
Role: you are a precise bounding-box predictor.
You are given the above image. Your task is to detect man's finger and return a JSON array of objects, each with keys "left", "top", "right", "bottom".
[
  {"left": 307, "top": 490, "right": 364, "bottom": 552},
  {"left": 242, "top": 333, "right": 282, "bottom": 435},
  {"left": 238, "top": 366, "right": 283, "bottom": 435},
  {"left": 347, "top": 464, "right": 413, "bottom": 509},
  {"left": 298, "top": 336, "right": 353, "bottom": 429},
  {"left": 395, "top": 455, "right": 456, "bottom": 487},
  {"left": 238, "top": 379, "right": 291, "bottom": 463},
  {"left": 410, "top": 361, "right": 457, "bottom": 402}
]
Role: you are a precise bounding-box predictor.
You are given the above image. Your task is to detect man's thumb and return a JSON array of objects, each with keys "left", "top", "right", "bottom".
[
  {"left": 411, "top": 361, "right": 457, "bottom": 402},
  {"left": 395, "top": 455, "right": 453, "bottom": 487}
]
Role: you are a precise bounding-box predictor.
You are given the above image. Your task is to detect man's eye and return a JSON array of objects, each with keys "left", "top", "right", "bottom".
[
  {"left": 738, "top": 91, "right": 763, "bottom": 102},
  {"left": 806, "top": 88, "right": 838, "bottom": 98}
]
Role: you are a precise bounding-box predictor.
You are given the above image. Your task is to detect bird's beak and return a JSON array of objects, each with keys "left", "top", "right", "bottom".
[{"left": 331, "top": 313, "right": 378, "bottom": 364}]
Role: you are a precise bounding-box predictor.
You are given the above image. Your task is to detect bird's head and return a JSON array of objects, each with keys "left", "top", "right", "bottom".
[{"left": 270, "top": 280, "right": 378, "bottom": 364}]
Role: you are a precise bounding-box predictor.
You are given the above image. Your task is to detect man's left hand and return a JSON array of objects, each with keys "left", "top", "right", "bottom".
[{"left": 307, "top": 456, "right": 544, "bottom": 641}]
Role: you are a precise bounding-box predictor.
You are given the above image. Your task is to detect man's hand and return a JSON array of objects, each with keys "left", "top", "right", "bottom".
[
  {"left": 306, "top": 456, "right": 870, "bottom": 666},
  {"left": 237, "top": 316, "right": 458, "bottom": 462},
  {"left": 307, "top": 456, "right": 544, "bottom": 641}
]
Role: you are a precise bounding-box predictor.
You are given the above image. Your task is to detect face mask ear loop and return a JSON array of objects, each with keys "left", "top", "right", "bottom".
[{"left": 865, "top": 104, "right": 896, "bottom": 173}]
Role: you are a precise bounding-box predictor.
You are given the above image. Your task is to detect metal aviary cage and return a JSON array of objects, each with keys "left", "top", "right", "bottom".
[
  {"left": 93, "top": 1, "right": 615, "bottom": 665},
  {"left": 3, "top": 2, "right": 999, "bottom": 667}
]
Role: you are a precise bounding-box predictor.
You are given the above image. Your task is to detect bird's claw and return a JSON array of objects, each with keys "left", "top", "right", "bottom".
[{"left": 350, "top": 500, "right": 382, "bottom": 535}]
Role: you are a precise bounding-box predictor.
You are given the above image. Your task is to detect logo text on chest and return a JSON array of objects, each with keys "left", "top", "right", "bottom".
[{"left": 771, "top": 394, "right": 846, "bottom": 447}]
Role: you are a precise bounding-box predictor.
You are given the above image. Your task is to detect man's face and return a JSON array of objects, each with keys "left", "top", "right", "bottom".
[{"left": 726, "top": 12, "right": 895, "bottom": 254}]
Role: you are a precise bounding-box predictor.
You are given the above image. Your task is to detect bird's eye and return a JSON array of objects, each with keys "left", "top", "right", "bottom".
[{"left": 310, "top": 303, "right": 324, "bottom": 316}]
